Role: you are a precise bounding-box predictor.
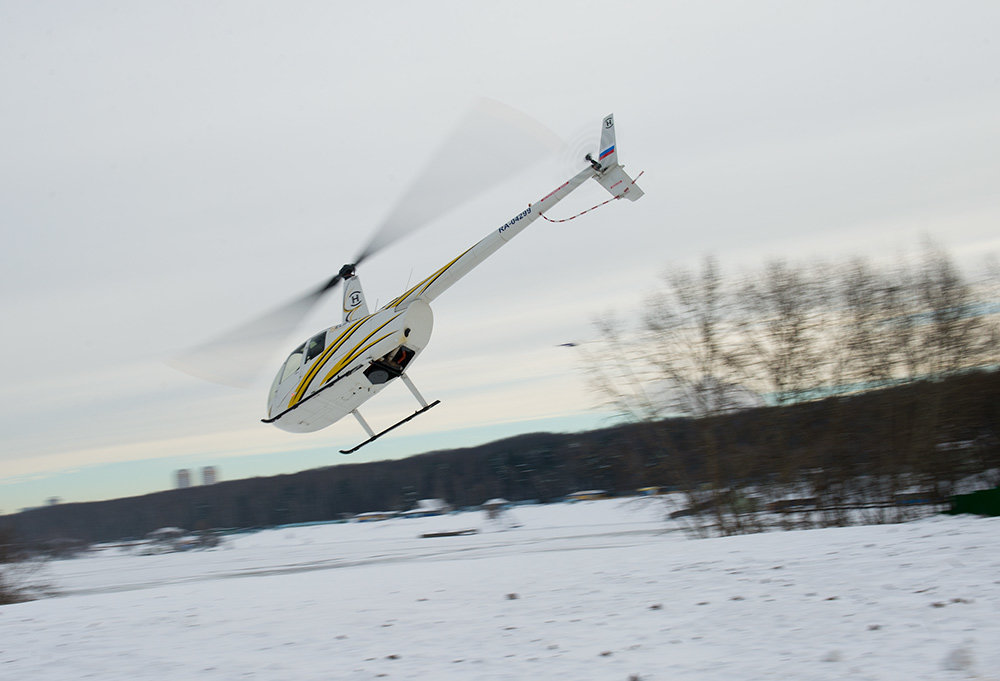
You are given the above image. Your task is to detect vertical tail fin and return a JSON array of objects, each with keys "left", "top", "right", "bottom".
[
  {"left": 597, "top": 114, "right": 618, "bottom": 167},
  {"left": 592, "top": 113, "right": 644, "bottom": 201}
]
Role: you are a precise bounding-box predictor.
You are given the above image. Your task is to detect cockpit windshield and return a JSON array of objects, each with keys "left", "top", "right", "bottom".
[
  {"left": 305, "top": 332, "right": 326, "bottom": 362},
  {"left": 279, "top": 343, "right": 306, "bottom": 384}
]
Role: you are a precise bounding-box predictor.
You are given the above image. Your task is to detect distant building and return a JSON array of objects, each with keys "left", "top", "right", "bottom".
[
  {"left": 481, "top": 498, "right": 510, "bottom": 521},
  {"left": 565, "top": 490, "right": 609, "bottom": 502},
  {"left": 201, "top": 466, "right": 218, "bottom": 486},
  {"left": 401, "top": 499, "right": 452, "bottom": 518},
  {"left": 176, "top": 469, "right": 191, "bottom": 489},
  {"left": 353, "top": 511, "right": 397, "bottom": 523}
]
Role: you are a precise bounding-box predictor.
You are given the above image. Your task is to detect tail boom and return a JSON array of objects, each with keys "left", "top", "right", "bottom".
[{"left": 385, "top": 112, "right": 643, "bottom": 308}]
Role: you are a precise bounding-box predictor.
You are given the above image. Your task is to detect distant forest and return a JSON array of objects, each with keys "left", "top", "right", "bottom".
[
  {"left": 5, "top": 369, "right": 998, "bottom": 545},
  {"left": 7, "top": 244, "right": 999, "bottom": 544}
]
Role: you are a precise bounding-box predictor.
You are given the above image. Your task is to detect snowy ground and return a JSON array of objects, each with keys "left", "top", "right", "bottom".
[{"left": 2, "top": 499, "right": 998, "bottom": 680}]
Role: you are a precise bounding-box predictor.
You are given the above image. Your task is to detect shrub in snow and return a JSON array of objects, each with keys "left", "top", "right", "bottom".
[{"left": 942, "top": 647, "right": 974, "bottom": 672}]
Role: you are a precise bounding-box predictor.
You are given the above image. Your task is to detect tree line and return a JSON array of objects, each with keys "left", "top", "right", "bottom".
[
  {"left": 587, "top": 242, "right": 999, "bottom": 534},
  {"left": 3, "top": 366, "right": 997, "bottom": 545},
  {"left": 3, "top": 243, "right": 997, "bottom": 545}
]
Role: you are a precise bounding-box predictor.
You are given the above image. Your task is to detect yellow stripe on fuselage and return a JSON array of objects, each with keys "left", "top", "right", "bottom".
[
  {"left": 319, "top": 313, "right": 404, "bottom": 385},
  {"left": 320, "top": 332, "right": 397, "bottom": 387},
  {"left": 383, "top": 247, "right": 473, "bottom": 310},
  {"left": 414, "top": 246, "right": 473, "bottom": 298},
  {"left": 289, "top": 318, "right": 367, "bottom": 406}
]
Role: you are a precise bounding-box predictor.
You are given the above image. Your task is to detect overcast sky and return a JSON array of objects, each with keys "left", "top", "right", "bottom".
[{"left": 3, "top": 1, "right": 999, "bottom": 512}]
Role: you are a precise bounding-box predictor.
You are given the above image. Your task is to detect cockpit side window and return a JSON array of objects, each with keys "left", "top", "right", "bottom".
[
  {"left": 305, "top": 332, "right": 326, "bottom": 363},
  {"left": 280, "top": 343, "right": 306, "bottom": 383}
]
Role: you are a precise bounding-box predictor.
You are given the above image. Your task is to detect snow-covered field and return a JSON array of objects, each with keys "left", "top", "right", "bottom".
[{"left": 2, "top": 499, "right": 998, "bottom": 680}]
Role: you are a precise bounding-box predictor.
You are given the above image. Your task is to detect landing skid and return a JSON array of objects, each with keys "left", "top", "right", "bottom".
[{"left": 340, "top": 374, "right": 440, "bottom": 455}]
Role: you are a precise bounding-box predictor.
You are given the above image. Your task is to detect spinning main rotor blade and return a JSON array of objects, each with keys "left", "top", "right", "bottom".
[
  {"left": 356, "top": 98, "right": 563, "bottom": 262},
  {"left": 170, "top": 263, "right": 363, "bottom": 388},
  {"left": 171, "top": 100, "right": 561, "bottom": 388},
  {"left": 169, "top": 293, "right": 322, "bottom": 388}
]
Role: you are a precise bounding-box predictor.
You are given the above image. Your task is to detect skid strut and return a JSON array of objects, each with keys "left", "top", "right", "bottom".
[{"left": 340, "top": 374, "right": 440, "bottom": 454}]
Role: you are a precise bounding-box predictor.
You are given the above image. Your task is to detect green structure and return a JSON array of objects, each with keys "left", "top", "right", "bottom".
[{"left": 947, "top": 488, "right": 1000, "bottom": 517}]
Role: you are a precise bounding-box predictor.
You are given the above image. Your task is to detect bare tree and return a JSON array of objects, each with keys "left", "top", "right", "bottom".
[
  {"left": 589, "top": 257, "right": 766, "bottom": 535},
  {"left": 587, "top": 242, "right": 1000, "bottom": 535},
  {"left": 0, "top": 527, "right": 48, "bottom": 605}
]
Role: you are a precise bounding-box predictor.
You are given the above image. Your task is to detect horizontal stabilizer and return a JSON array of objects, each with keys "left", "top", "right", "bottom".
[{"left": 596, "top": 165, "right": 644, "bottom": 201}]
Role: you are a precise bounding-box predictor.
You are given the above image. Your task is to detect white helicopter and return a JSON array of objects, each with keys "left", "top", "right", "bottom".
[{"left": 179, "top": 112, "right": 643, "bottom": 454}]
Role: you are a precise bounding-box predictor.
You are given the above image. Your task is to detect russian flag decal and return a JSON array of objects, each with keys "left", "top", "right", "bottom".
[{"left": 598, "top": 145, "right": 615, "bottom": 160}]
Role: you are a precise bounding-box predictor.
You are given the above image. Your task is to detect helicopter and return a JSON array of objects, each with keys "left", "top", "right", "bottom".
[{"left": 178, "top": 111, "right": 643, "bottom": 454}]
